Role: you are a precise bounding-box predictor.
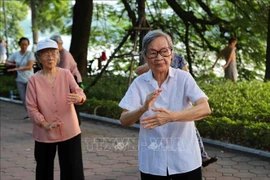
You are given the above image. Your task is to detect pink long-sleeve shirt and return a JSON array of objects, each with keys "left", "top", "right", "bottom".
[
  {"left": 57, "top": 48, "right": 82, "bottom": 83},
  {"left": 26, "top": 68, "right": 86, "bottom": 143}
]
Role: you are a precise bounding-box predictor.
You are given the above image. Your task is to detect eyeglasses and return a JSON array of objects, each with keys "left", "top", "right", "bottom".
[
  {"left": 41, "top": 52, "right": 59, "bottom": 58},
  {"left": 145, "top": 47, "right": 172, "bottom": 59}
]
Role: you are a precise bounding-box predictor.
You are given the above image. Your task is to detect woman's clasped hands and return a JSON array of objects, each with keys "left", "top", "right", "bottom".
[{"left": 41, "top": 121, "right": 61, "bottom": 131}]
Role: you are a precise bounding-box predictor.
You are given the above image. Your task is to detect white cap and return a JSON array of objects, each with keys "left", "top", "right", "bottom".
[{"left": 36, "top": 38, "right": 58, "bottom": 51}]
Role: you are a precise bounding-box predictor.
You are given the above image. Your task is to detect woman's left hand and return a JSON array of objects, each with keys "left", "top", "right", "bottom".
[
  {"left": 141, "top": 108, "right": 172, "bottom": 129},
  {"left": 67, "top": 93, "right": 83, "bottom": 104}
]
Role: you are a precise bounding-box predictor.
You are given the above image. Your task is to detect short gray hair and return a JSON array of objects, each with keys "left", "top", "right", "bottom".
[
  {"left": 50, "top": 35, "right": 63, "bottom": 44},
  {"left": 141, "top": 30, "right": 173, "bottom": 56}
]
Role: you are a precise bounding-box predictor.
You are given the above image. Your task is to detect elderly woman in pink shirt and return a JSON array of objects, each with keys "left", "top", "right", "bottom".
[
  {"left": 26, "top": 38, "right": 86, "bottom": 180},
  {"left": 50, "top": 34, "right": 83, "bottom": 125}
]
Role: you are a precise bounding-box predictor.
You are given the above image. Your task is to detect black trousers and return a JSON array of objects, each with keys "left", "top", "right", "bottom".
[
  {"left": 141, "top": 167, "right": 202, "bottom": 180},
  {"left": 34, "top": 134, "right": 84, "bottom": 180}
]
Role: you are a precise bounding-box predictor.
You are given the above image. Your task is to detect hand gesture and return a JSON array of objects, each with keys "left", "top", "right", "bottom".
[
  {"left": 42, "top": 121, "right": 61, "bottom": 131},
  {"left": 140, "top": 89, "right": 162, "bottom": 112},
  {"left": 7, "top": 68, "right": 17, "bottom": 72},
  {"left": 67, "top": 93, "right": 83, "bottom": 104},
  {"left": 141, "top": 108, "right": 172, "bottom": 129}
]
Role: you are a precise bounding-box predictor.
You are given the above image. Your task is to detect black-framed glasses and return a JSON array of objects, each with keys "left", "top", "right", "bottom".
[{"left": 145, "top": 47, "right": 172, "bottom": 59}]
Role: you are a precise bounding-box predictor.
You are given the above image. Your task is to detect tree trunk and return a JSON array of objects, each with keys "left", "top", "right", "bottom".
[
  {"left": 137, "top": 0, "right": 146, "bottom": 55},
  {"left": 184, "top": 23, "right": 194, "bottom": 77},
  {"left": 70, "top": 0, "right": 93, "bottom": 77},
  {"left": 122, "top": 0, "right": 151, "bottom": 66},
  {"left": 30, "top": 0, "right": 38, "bottom": 51},
  {"left": 265, "top": 7, "right": 270, "bottom": 82}
]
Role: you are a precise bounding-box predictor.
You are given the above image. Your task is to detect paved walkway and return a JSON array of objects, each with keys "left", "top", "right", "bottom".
[{"left": 0, "top": 101, "right": 269, "bottom": 180}]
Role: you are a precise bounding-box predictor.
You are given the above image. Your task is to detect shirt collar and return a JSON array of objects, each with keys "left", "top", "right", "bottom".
[{"left": 143, "top": 67, "right": 175, "bottom": 84}]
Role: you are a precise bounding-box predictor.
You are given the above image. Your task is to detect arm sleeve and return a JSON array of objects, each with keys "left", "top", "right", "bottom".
[
  {"left": 26, "top": 77, "right": 46, "bottom": 125},
  {"left": 184, "top": 73, "right": 208, "bottom": 103},
  {"left": 7, "top": 52, "right": 15, "bottom": 62},
  {"left": 27, "top": 51, "right": 36, "bottom": 62},
  {"left": 67, "top": 70, "right": 86, "bottom": 104},
  {"left": 118, "top": 79, "right": 142, "bottom": 111},
  {"left": 67, "top": 53, "right": 82, "bottom": 83}
]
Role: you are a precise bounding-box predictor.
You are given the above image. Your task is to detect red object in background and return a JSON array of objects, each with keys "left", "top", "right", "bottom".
[{"left": 101, "top": 51, "right": 107, "bottom": 61}]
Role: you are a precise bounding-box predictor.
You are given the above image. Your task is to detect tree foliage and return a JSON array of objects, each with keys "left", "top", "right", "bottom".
[
  {"left": 2, "top": 0, "right": 269, "bottom": 81},
  {"left": 21, "top": 0, "right": 70, "bottom": 46},
  {"left": 0, "top": 0, "right": 71, "bottom": 52},
  {"left": 265, "top": 7, "right": 270, "bottom": 81},
  {"left": 88, "top": 0, "right": 269, "bottom": 81},
  {"left": 0, "top": 1, "right": 28, "bottom": 53}
]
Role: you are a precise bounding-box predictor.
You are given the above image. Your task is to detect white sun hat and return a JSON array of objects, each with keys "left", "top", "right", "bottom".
[{"left": 36, "top": 38, "right": 58, "bottom": 51}]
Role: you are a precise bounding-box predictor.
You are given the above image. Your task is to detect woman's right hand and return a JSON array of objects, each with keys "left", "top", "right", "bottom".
[{"left": 141, "top": 89, "right": 162, "bottom": 112}]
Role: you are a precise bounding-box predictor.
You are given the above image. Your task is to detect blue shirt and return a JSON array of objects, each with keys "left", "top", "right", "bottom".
[{"left": 171, "top": 53, "right": 187, "bottom": 69}]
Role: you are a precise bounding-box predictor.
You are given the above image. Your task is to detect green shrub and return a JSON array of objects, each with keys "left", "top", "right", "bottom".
[
  {"left": 84, "top": 75, "right": 130, "bottom": 101},
  {"left": 0, "top": 76, "right": 17, "bottom": 97},
  {"left": 80, "top": 97, "right": 122, "bottom": 119},
  {"left": 196, "top": 117, "right": 270, "bottom": 150},
  {"left": 199, "top": 80, "right": 270, "bottom": 123}
]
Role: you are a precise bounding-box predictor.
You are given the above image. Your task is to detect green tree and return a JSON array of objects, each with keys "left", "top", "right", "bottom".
[
  {"left": 0, "top": 1, "right": 28, "bottom": 53},
  {"left": 265, "top": 7, "right": 270, "bottom": 82},
  {"left": 108, "top": 0, "right": 269, "bottom": 81},
  {"left": 0, "top": 0, "right": 70, "bottom": 52},
  {"left": 10, "top": 0, "right": 266, "bottom": 81},
  {"left": 21, "top": 0, "right": 70, "bottom": 49}
]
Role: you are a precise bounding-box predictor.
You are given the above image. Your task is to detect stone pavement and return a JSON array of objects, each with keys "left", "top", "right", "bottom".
[{"left": 0, "top": 101, "right": 270, "bottom": 180}]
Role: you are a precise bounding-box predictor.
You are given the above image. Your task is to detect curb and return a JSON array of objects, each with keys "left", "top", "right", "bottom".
[{"left": 1, "top": 97, "right": 270, "bottom": 159}]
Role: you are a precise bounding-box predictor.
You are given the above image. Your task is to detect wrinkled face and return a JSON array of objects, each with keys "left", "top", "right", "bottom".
[
  {"left": 145, "top": 36, "right": 172, "bottom": 74},
  {"left": 19, "top": 40, "right": 29, "bottom": 52},
  {"left": 38, "top": 49, "right": 59, "bottom": 70}
]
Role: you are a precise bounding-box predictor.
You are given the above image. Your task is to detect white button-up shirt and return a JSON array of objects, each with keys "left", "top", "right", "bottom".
[{"left": 119, "top": 67, "right": 208, "bottom": 176}]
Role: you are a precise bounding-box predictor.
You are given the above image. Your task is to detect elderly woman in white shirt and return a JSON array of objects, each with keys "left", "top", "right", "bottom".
[{"left": 119, "top": 30, "right": 211, "bottom": 180}]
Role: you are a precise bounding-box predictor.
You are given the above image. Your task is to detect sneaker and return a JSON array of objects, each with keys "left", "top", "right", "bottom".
[{"left": 202, "top": 157, "right": 218, "bottom": 167}]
